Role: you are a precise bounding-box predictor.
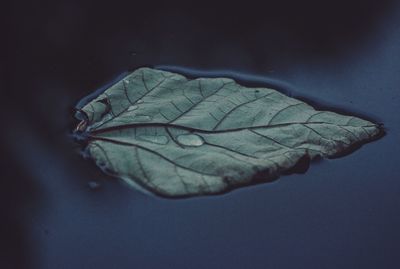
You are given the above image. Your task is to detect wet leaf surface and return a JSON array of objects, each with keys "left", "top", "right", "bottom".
[{"left": 75, "top": 67, "right": 383, "bottom": 198}]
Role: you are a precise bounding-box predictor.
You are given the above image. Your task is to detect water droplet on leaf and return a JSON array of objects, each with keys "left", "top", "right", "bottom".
[
  {"left": 134, "top": 115, "right": 152, "bottom": 122},
  {"left": 176, "top": 134, "right": 204, "bottom": 146},
  {"left": 137, "top": 99, "right": 144, "bottom": 104},
  {"left": 137, "top": 135, "right": 169, "bottom": 145},
  {"left": 127, "top": 105, "right": 138, "bottom": 111}
]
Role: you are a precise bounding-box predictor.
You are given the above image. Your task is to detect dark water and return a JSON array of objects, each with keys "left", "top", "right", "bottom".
[{"left": 4, "top": 1, "right": 400, "bottom": 268}]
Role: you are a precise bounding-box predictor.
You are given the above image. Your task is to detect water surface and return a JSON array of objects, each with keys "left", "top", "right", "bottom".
[{"left": 3, "top": 1, "right": 400, "bottom": 268}]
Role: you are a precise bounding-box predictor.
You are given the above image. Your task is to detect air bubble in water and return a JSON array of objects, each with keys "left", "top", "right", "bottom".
[{"left": 87, "top": 181, "right": 101, "bottom": 190}]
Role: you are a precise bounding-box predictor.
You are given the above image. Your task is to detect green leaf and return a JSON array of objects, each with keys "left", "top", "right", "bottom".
[{"left": 75, "top": 67, "right": 383, "bottom": 198}]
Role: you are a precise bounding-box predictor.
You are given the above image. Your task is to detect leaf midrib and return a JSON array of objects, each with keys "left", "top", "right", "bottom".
[{"left": 90, "top": 121, "right": 376, "bottom": 137}]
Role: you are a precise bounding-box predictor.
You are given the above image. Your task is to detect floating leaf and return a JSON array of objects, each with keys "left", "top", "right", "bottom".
[{"left": 74, "top": 67, "right": 383, "bottom": 198}]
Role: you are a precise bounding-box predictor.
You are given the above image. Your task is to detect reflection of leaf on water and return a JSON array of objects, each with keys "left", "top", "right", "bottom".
[{"left": 75, "top": 67, "right": 383, "bottom": 198}]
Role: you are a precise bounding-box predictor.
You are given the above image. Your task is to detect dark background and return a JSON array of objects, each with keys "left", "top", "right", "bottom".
[{"left": 3, "top": 1, "right": 400, "bottom": 268}]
